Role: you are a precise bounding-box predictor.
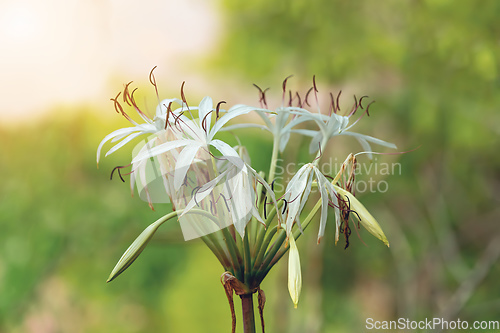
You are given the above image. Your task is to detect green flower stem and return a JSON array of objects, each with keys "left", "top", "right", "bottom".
[
  {"left": 266, "top": 199, "right": 322, "bottom": 275},
  {"left": 267, "top": 136, "right": 280, "bottom": 184},
  {"left": 252, "top": 225, "right": 278, "bottom": 271},
  {"left": 243, "top": 230, "right": 252, "bottom": 284},
  {"left": 222, "top": 227, "right": 244, "bottom": 281},
  {"left": 252, "top": 202, "right": 277, "bottom": 256},
  {"left": 250, "top": 172, "right": 267, "bottom": 247},
  {"left": 205, "top": 155, "right": 244, "bottom": 279},
  {"left": 253, "top": 228, "right": 287, "bottom": 283},
  {"left": 180, "top": 210, "right": 234, "bottom": 271},
  {"left": 240, "top": 294, "right": 256, "bottom": 333}
]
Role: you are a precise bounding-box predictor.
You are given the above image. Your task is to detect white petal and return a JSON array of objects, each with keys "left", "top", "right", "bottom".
[
  {"left": 198, "top": 96, "right": 213, "bottom": 131},
  {"left": 313, "top": 168, "right": 330, "bottom": 243},
  {"left": 131, "top": 139, "right": 192, "bottom": 164},
  {"left": 97, "top": 127, "right": 141, "bottom": 163},
  {"left": 105, "top": 131, "right": 145, "bottom": 158},
  {"left": 342, "top": 131, "right": 397, "bottom": 149},
  {"left": 279, "top": 131, "right": 290, "bottom": 152},
  {"left": 209, "top": 105, "right": 269, "bottom": 139},
  {"left": 155, "top": 98, "right": 184, "bottom": 118},
  {"left": 210, "top": 139, "right": 244, "bottom": 169},
  {"left": 174, "top": 143, "right": 202, "bottom": 190},
  {"left": 284, "top": 165, "right": 312, "bottom": 235},
  {"left": 308, "top": 131, "right": 324, "bottom": 154},
  {"left": 220, "top": 123, "right": 270, "bottom": 132},
  {"left": 290, "top": 129, "right": 318, "bottom": 137},
  {"left": 182, "top": 170, "right": 229, "bottom": 215}
]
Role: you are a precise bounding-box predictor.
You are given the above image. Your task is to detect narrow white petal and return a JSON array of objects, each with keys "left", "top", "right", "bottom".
[
  {"left": 279, "top": 131, "right": 291, "bottom": 152},
  {"left": 210, "top": 105, "right": 272, "bottom": 139},
  {"left": 174, "top": 143, "right": 202, "bottom": 190},
  {"left": 155, "top": 98, "right": 184, "bottom": 118},
  {"left": 182, "top": 170, "right": 229, "bottom": 215},
  {"left": 131, "top": 140, "right": 192, "bottom": 164},
  {"left": 97, "top": 127, "right": 141, "bottom": 163},
  {"left": 284, "top": 166, "right": 312, "bottom": 235},
  {"left": 221, "top": 123, "right": 270, "bottom": 132},
  {"left": 105, "top": 131, "right": 145, "bottom": 158},
  {"left": 290, "top": 129, "right": 319, "bottom": 137},
  {"left": 198, "top": 96, "right": 213, "bottom": 130},
  {"left": 342, "top": 131, "right": 397, "bottom": 149},
  {"left": 210, "top": 139, "right": 244, "bottom": 168},
  {"left": 308, "top": 132, "right": 324, "bottom": 154},
  {"left": 313, "top": 168, "right": 330, "bottom": 243}
]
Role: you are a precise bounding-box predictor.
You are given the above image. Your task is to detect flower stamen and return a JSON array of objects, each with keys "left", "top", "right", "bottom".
[{"left": 110, "top": 164, "right": 131, "bottom": 183}]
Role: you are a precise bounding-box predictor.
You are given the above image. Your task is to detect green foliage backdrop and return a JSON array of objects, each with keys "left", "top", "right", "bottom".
[{"left": 1, "top": 1, "right": 499, "bottom": 332}]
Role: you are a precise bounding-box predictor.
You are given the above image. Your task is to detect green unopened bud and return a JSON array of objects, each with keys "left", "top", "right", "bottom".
[
  {"left": 287, "top": 234, "right": 302, "bottom": 308},
  {"left": 107, "top": 212, "right": 177, "bottom": 282}
]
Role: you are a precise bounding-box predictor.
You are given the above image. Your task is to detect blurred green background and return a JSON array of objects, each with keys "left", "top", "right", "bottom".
[{"left": 1, "top": 0, "right": 500, "bottom": 332}]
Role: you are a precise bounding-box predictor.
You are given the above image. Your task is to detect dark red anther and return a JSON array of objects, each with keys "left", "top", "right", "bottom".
[
  {"left": 295, "top": 92, "right": 302, "bottom": 108},
  {"left": 111, "top": 91, "right": 123, "bottom": 114},
  {"left": 164, "top": 101, "right": 173, "bottom": 130},
  {"left": 123, "top": 81, "right": 134, "bottom": 106},
  {"left": 110, "top": 165, "right": 131, "bottom": 182},
  {"left": 329, "top": 92, "right": 336, "bottom": 114},
  {"left": 364, "top": 100, "right": 374, "bottom": 116},
  {"left": 304, "top": 87, "right": 314, "bottom": 107},
  {"left": 253, "top": 84, "right": 269, "bottom": 108},
  {"left": 180, "top": 81, "right": 190, "bottom": 111},
  {"left": 201, "top": 110, "right": 213, "bottom": 133},
  {"left": 358, "top": 95, "right": 368, "bottom": 110},
  {"left": 282, "top": 199, "right": 288, "bottom": 215},
  {"left": 282, "top": 75, "right": 293, "bottom": 104},
  {"left": 216, "top": 101, "right": 226, "bottom": 119},
  {"left": 336, "top": 90, "right": 342, "bottom": 113}
]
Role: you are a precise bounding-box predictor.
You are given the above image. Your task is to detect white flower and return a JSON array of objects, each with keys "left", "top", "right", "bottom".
[
  {"left": 130, "top": 96, "right": 265, "bottom": 191},
  {"left": 222, "top": 103, "right": 314, "bottom": 152},
  {"left": 283, "top": 161, "right": 389, "bottom": 246},
  {"left": 97, "top": 90, "right": 264, "bottom": 201},
  {"left": 282, "top": 163, "right": 340, "bottom": 243},
  {"left": 292, "top": 98, "right": 397, "bottom": 157},
  {"left": 288, "top": 234, "right": 302, "bottom": 308},
  {"left": 181, "top": 159, "right": 281, "bottom": 238},
  {"left": 96, "top": 95, "right": 187, "bottom": 166}
]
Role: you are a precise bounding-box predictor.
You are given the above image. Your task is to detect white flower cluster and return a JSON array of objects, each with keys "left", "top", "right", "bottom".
[{"left": 98, "top": 76, "right": 393, "bottom": 308}]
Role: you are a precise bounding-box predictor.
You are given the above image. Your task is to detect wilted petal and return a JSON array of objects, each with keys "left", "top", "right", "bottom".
[{"left": 333, "top": 186, "right": 389, "bottom": 247}]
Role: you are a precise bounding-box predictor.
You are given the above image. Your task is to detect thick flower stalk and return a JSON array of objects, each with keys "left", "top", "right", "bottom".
[{"left": 98, "top": 71, "right": 395, "bottom": 333}]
